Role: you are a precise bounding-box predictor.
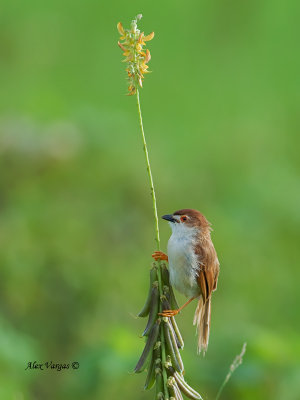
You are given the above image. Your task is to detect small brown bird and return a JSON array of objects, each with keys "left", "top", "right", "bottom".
[{"left": 152, "top": 209, "right": 220, "bottom": 353}]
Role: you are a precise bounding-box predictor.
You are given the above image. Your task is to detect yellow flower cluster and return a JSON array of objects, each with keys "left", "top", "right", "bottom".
[{"left": 117, "top": 15, "right": 154, "bottom": 95}]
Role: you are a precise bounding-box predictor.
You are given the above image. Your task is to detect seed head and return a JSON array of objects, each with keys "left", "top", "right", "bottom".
[{"left": 117, "top": 15, "right": 154, "bottom": 95}]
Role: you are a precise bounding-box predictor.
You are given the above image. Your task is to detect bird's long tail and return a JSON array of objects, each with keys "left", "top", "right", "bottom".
[{"left": 193, "top": 296, "right": 211, "bottom": 354}]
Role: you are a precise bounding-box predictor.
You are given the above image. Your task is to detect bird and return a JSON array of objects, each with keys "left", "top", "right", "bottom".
[{"left": 152, "top": 209, "right": 220, "bottom": 354}]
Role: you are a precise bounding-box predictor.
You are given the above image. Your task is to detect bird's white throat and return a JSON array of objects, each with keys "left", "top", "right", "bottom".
[
  {"left": 168, "top": 221, "right": 199, "bottom": 240},
  {"left": 167, "top": 223, "right": 201, "bottom": 298}
]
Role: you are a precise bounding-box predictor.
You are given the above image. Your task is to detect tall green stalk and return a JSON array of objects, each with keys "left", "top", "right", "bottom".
[
  {"left": 136, "top": 88, "right": 160, "bottom": 251},
  {"left": 136, "top": 87, "right": 170, "bottom": 399}
]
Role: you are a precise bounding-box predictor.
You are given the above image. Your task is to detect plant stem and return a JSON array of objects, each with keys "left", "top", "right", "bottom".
[
  {"left": 156, "top": 268, "right": 169, "bottom": 399},
  {"left": 136, "top": 88, "right": 169, "bottom": 398},
  {"left": 215, "top": 342, "right": 247, "bottom": 400},
  {"left": 136, "top": 88, "right": 160, "bottom": 251},
  {"left": 215, "top": 379, "right": 227, "bottom": 400}
]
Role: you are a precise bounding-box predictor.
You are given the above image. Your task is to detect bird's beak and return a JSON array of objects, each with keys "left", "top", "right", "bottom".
[{"left": 162, "top": 214, "right": 176, "bottom": 223}]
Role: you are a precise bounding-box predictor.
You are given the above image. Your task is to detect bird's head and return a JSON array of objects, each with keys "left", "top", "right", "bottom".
[{"left": 162, "top": 209, "right": 211, "bottom": 232}]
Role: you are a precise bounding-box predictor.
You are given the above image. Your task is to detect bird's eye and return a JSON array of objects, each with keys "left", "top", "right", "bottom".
[{"left": 180, "top": 216, "right": 187, "bottom": 222}]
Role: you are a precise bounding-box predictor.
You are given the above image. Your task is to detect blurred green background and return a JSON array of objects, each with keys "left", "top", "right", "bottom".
[{"left": 0, "top": 0, "right": 299, "bottom": 399}]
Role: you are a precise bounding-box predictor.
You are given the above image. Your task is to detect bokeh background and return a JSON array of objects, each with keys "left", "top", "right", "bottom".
[{"left": 1, "top": 1, "right": 299, "bottom": 399}]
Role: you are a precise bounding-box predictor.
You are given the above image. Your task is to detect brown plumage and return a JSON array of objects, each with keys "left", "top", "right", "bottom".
[
  {"left": 193, "top": 229, "right": 219, "bottom": 353},
  {"left": 153, "top": 208, "right": 220, "bottom": 353}
]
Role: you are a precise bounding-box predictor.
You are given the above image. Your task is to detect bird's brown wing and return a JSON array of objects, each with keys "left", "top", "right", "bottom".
[{"left": 195, "top": 238, "right": 219, "bottom": 302}]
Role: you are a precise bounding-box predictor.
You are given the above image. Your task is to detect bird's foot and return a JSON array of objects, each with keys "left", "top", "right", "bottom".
[
  {"left": 152, "top": 251, "right": 168, "bottom": 262},
  {"left": 158, "top": 309, "right": 179, "bottom": 317}
]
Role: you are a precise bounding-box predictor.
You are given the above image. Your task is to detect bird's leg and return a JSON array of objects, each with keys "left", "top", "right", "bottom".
[
  {"left": 152, "top": 251, "right": 168, "bottom": 262},
  {"left": 158, "top": 296, "right": 197, "bottom": 317}
]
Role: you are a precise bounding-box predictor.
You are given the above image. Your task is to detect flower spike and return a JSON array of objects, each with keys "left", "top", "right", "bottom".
[{"left": 117, "top": 15, "right": 154, "bottom": 95}]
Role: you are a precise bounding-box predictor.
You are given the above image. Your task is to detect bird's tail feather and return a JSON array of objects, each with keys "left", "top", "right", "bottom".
[{"left": 193, "top": 296, "right": 211, "bottom": 354}]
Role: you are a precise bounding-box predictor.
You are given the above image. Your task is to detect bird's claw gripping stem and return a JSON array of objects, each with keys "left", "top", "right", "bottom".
[
  {"left": 159, "top": 297, "right": 197, "bottom": 318},
  {"left": 158, "top": 309, "right": 179, "bottom": 317},
  {"left": 152, "top": 251, "right": 168, "bottom": 262}
]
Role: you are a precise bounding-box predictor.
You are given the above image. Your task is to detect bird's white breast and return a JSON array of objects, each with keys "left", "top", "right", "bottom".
[{"left": 167, "top": 223, "right": 201, "bottom": 299}]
